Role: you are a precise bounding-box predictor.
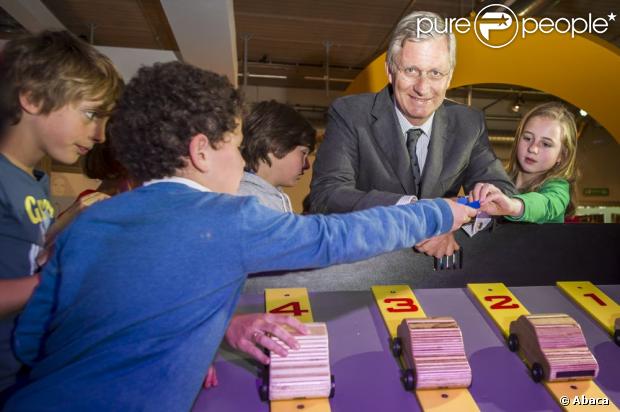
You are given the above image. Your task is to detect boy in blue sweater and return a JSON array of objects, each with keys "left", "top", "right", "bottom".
[{"left": 5, "top": 61, "right": 475, "bottom": 411}]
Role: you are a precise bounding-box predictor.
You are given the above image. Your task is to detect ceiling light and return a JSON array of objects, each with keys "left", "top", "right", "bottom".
[
  {"left": 237, "top": 73, "right": 287, "bottom": 80},
  {"left": 304, "top": 76, "right": 353, "bottom": 83},
  {"left": 511, "top": 94, "right": 525, "bottom": 113}
]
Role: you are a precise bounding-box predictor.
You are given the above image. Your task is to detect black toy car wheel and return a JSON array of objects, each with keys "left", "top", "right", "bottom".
[
  {"left": 614, "top": 329, "right": 620, "bottom": 347},
  {"left": 402, "top": 368, "right": 416, "bottom": 391},
  {"left": 391, "top": 337, "right": 403, "bottom": 357},
  {"left": 329, "top": 374, "right": 336, "bottom": 398},
  {"left": 531, "top": 362, "right": 544, "bottom": 383},
  {"left": 259, "top": 382, "right": 269, "bottom": 402},
  {"left": 259, "top": 367, "right": 269, "bottom": 402},
  {"left": 507, "top": 333, "right": 519, "bottom": 352}
]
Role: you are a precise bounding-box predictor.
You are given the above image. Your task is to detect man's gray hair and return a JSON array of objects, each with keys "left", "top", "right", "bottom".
[{"left": 386, "top": 11, "right": 456, "bottom": 75}]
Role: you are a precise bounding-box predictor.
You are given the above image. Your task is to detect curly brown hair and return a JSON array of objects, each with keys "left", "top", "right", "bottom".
[
  {"left": 109, "top": 62, "right": 242, "bottom": 181},
  {"left": 0, "top": 30, "right": 123, "bottom": 135}
]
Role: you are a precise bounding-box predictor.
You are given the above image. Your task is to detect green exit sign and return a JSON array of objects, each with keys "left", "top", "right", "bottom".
[{"left": 583, "top": 188, "right": 609, "bottom": 196}]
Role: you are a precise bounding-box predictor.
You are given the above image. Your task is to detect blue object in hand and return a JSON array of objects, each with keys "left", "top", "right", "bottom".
[{"left": 457, "top": 196, "right": 480, "bottom": 209}]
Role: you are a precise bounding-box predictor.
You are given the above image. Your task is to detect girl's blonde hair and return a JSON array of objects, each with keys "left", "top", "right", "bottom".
[{"left": 506, "top": 102, "right": 578, "bottom": 215}]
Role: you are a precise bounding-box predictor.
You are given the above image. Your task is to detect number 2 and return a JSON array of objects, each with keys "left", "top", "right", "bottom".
[{"left": 485, "top": 295, "right": 520, "bottom": 310}]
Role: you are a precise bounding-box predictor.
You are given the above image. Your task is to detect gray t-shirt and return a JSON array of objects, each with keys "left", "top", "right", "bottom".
[
  {"left": 0, "top": 153, "right": 53, "bottom": 392},
  {"left": 237, "top": 172, "right": 292, "bottom": 213}
]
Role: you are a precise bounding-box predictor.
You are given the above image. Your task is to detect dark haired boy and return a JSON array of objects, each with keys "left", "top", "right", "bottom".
[
  {"left": 5, "top": 61, "right": 474, "bottom": 411},
  {"left": 238, "top": 100, "right": 315, "bottom": 212},
  {"left": 0, "top": 30, "right": 123, "bottom": 395}
]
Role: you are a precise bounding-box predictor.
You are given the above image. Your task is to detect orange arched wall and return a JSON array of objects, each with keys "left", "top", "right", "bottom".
[{"left": 346, "top": 30, "right": 620, "bottom": 143}]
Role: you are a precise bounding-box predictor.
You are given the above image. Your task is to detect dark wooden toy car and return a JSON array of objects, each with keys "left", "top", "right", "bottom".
[{"left": 507, "top": 314, "right": 599, "bottom": 382}]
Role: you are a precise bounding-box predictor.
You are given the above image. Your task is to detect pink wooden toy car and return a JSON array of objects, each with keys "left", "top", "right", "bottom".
[
  {"left": 391, "top": 317, "right": 472, "bottom": 390},
  {"left": 260, "top": 322, "right": 335, "bottom": 401}
]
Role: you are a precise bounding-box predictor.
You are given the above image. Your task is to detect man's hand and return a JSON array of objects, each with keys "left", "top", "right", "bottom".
[
  {"left": 415, "top": 199, "right": 476, "bottom": 258},
  {"left": 224, "top": 313, "right": 308, "bottom": 365},
  {"left": 415, "top": 232, "right": 460, "bottom": 258}
]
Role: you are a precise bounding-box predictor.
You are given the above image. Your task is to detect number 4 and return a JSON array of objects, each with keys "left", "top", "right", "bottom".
[{"left": 269, "top": 301, "right": 309, "bottom": 317}]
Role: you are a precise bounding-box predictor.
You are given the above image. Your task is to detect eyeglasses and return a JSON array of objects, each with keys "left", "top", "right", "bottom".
[{"left": 396, "top": 65, "right": 450, "bottom": 82}]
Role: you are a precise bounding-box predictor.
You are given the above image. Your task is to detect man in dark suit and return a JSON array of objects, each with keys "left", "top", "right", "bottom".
[{"left": 309, "top": 10, "right": 516, "bottom": 257}]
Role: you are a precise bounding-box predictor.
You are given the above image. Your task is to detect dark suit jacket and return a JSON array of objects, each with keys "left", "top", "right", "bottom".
[{"left": 309, "top": 86, "right": 517, "bottom": 213}]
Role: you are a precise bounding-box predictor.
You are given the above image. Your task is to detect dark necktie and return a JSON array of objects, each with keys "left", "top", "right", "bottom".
[{"left": 406, "top": 128, "right": 423, "bottom": 195}]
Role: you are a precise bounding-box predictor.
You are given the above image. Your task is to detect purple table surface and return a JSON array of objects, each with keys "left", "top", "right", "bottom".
[{"left": 193, "top": 285, "right": 620, "bottom": 412}]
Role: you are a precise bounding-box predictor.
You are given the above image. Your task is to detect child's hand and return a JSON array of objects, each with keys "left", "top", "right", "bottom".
[
  {"left": 203, "top": 365, "right": 218, "bottom": 389},
  {"left": 39, "top": 191, "right": 111, "bottom": 267},
  {"left": 469, "top": 182, "right": 501, "bottom": 204},
  {"left": 62, "top": 191, "right": 111, "bottom": 219},
  {"left": 224, "top": 313, "right": 309, "bottom": 365},
  {"left": 480, "top": 191, "right": 524, "bottom": 217},
  {"left": 48, "top": 192, "right": 111, "bottom": 242},
  {"left": 470, "top": 182, "right": 523, "bottom": 217},
  {"left": 444, "top": 199, "right": 478, "bottom": 232}
]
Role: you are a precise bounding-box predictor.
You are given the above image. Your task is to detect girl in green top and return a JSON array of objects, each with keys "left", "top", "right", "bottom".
[{"left": 472, "top": 102, "right": 578, "bottom": 223}]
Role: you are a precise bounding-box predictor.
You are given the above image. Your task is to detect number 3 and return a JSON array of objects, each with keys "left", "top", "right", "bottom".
[{"left": 384, "top": 298, "right": 419, "bottom": 312}]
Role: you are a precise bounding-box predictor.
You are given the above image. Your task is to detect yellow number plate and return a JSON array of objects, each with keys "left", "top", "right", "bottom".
[{"left": 557, "top": 281, "right": 620, "bottom": 335}]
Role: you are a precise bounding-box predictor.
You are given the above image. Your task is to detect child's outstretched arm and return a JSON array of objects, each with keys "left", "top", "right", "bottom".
[
  {"left": 238, "top": 197, "right": 475, "bottom": 274},
  {"left": 472, "top": 180, "right": 570, "bottom": 223},
  {"left": 505, "top": 180, "right": 570, "bottom": 223}
]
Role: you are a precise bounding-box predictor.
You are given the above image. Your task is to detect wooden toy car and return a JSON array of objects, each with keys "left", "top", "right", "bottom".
[
  {"left": 507, "top": 314, "right": 599, "bottom": 382},
  {"left": 259, "top": 322, "right": 335, "bottom": 401},
  {"left": 391, "top": 317, "right": 472, "bottom": 390}
]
